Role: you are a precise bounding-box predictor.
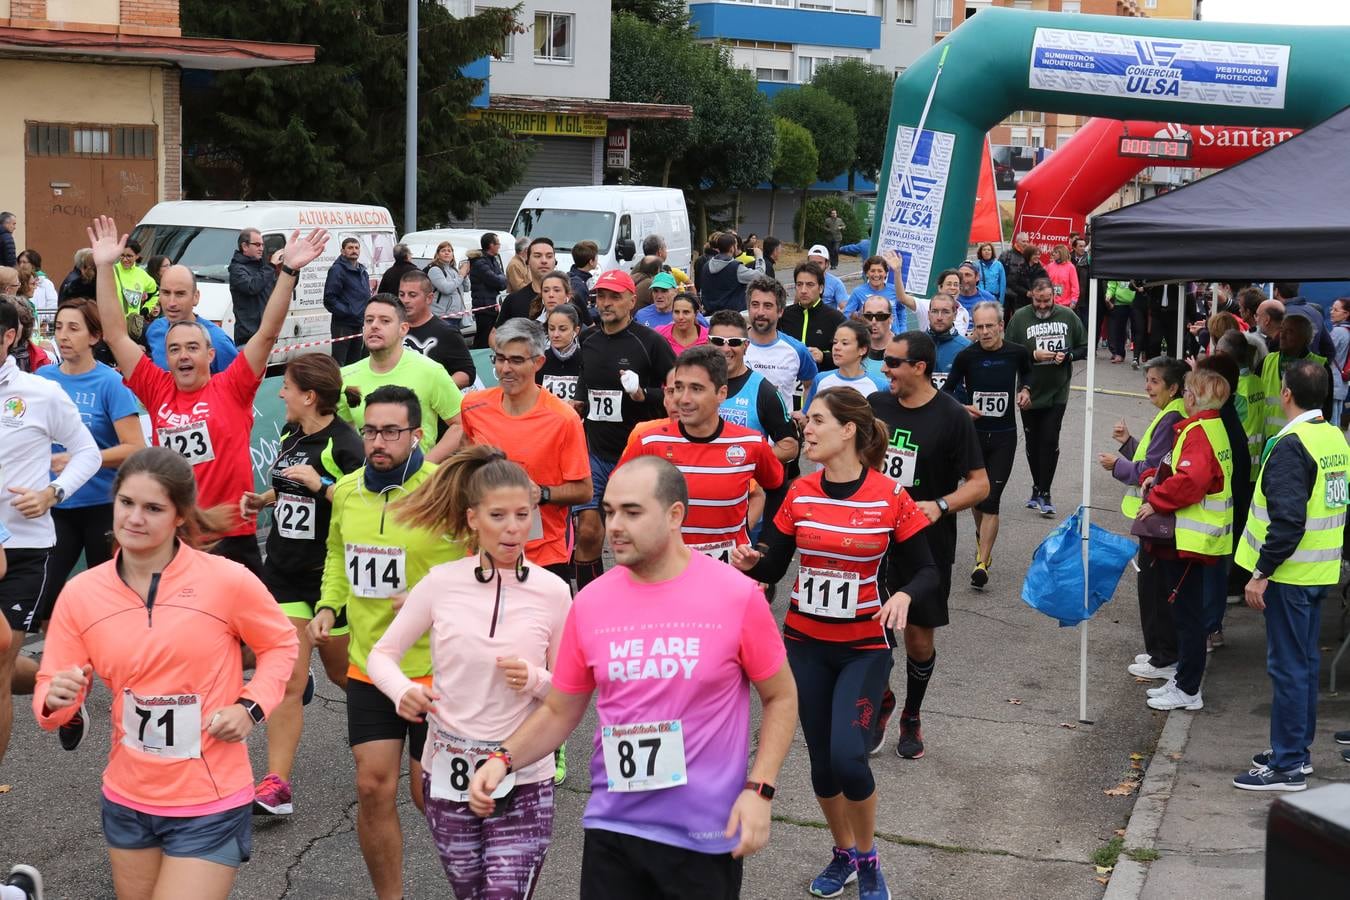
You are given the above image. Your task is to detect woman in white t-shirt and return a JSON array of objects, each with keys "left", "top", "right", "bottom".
[{"left": 806, "top": 321, "right": 888, "bottom": 406}]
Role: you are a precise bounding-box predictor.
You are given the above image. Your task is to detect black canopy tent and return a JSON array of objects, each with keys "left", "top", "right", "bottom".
[{"left": 1089, "top": 104, "right": 1350, "bottom": 283}]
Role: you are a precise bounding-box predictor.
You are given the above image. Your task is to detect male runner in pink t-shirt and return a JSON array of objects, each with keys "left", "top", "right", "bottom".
[{"left": 469, "top": 455, "right": 797, "bottom": 898}]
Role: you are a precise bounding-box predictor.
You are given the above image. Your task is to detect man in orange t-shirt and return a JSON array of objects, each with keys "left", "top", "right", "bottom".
[{"left": 460, "top": 318, "right": 592, "bottom": 583}]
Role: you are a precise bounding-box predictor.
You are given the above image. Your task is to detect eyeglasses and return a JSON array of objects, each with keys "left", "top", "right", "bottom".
[
  {"left": 708, "top": 336, "right": 747, "bottom": 348},
  {"left": 359, "top": 425, "right": 415, "bottom": 441},
  {"left": 861, "top": 312, "right": 891, "bottom": 322},
  {"left": 883, "top": 356, "right": 920, "bottom": 368},
  {"left": 490, "top": 353, "right": 535, "bottom": 367},
  {"left": 245, "top": 241, "right": 264, "bottom": 248}
]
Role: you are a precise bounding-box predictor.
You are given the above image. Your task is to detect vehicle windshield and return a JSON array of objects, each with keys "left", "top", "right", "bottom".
[
  {"left": 129, "top": 224, "right": 268, "bottom": 284},
  {"left": 510, "top": 209, "right": 616, "bottom": 254}
]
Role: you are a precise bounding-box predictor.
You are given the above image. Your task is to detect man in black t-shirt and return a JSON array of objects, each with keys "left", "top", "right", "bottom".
[
  {"left": 397, "top": 271, "right": 475, "bottom": 389},
  {"left": 493, "top": 237, "right": 557, "bottom": 334},
  {"left": 868, "top": 330, "right": 989, "bottom": 761},
  {"left": 944, "top": 301, "right": 1031, "bottom": 591}
]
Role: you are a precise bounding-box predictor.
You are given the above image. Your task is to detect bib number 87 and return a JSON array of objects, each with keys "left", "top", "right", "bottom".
[{"left": 617, "top": 737, "right": 661, "bottom": 778}]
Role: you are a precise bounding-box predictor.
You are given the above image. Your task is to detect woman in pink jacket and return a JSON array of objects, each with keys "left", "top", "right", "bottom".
[
  {"left": 1044, "top": 244, "right": 1080, "bottom": 309},
  {"left": 34, "top": 447, "right": 298, "bottom": 900},
  {"left": 369, "top": 446, "right": 571, "bottom": 899}
]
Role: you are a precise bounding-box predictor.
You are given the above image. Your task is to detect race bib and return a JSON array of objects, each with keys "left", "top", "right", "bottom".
[
  {"left": 1053, "top": 284, "right": 1064, "bottom": 297},
  {"left": 690, "top": 539, "right": 734, "bottom": 564},
  {"left": 973, "top": 391, "right": 1009, "bottom": 417},
  {"left": 344, "top": 544, "right": 407, "bottom": 598},
  {"left": 1326, "top": 471, "right": 1349, "bottom": 509},
  {"left": 120, "top": 690, "right": 202, "bottom": 759},
  {"left": 157, "top": 421, "right": 215, "bottom": 465},
  {"left": 543, "top": 375, "right": 579, "bottom": 402},
  {"left": 883, "top": 446, "right": 917, "bottom": 487},
  {"left": 1035, "top": 335, "right": 1067, "bottom": 355},
  {"left": 796, "top": 566, "right": 860, "bottom": 619},
  {"left": 587, "top": 389, "right": 623, "bottom": 423},
  {"left": 601, "top": 720, "right": 687, "bottom": 792},
  {"left": 429, "top": 729, "right": 517, "bottom": 804},
  {"left": 275, "top": 493, "right": 316, "bottom": 540}
]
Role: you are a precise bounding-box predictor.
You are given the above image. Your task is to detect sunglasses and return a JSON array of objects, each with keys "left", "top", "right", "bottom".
[
  {"left": 861, "top": 312, "right": 891, "bottom": 322},
  {"left": 883, "top": 356, "right": 920, "bottom": 368},
  {"left": 708, "top": 336, "right": 748, "bottom": 348}
]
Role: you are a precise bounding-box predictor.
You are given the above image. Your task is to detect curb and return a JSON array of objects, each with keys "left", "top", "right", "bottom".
[{"left": 1102, "top": 708, "right": 1196, "bottom": 900}]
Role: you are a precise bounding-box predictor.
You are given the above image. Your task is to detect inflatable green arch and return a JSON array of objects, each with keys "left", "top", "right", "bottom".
[{"left": 873, "top": 7, "right": 1350, "bottom": 295}]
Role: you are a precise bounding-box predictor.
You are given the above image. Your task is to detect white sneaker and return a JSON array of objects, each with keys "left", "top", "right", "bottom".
[
  {"left": 1146, "top": 684, "right": 1203, "bottom": 711},
  {"left": 1128, "top": 661, "right": 1178, "bottom": 680},
  {"left": 1147, "top": 677, "right": 1177, "bottom": 698},
  {"left": 1134, "top": 653, "right": 1151, "bottom": 664}
]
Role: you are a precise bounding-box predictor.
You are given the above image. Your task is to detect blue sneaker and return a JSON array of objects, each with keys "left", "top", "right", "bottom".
[
  {"left": 1039, "top": 493, "right": 1056, "bottom": 517},
  {"left": 1251, "top": 750, "right": 1312, "bottom": 775},
  {"left": 809, "top": 847, "right": 857, "bottom": 898},
  {"left": 857, "top": 850, "right": 891, "bottom": 900},
  {"left": 1232, "top": 764, "right": 1306, "bottom": 792},
  {"left": 1026, "top": 491, "right": 1042, "bottom": 511}
]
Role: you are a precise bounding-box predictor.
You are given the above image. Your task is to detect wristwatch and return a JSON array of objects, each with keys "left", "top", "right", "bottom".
[
  {"left": 539, "top": 485, "right": 552, "bottom": 505},
  {"left": 935, "top": 497, "right": 950, "bottom": 516},
  {"left": 1251, "top": 570, "right": 1268, "bottom": 581},
  {"left": 744, "top": 780, "right": 776, "bottom": 800},
  {"left": 280, "top": 261, "right": 301, "bottom": 278},
  {"left": 235, "top": 698, "right": 265, "bottom": 724},
  {"left": 48, "top": 483, "right": 66, "bottom": 504}
]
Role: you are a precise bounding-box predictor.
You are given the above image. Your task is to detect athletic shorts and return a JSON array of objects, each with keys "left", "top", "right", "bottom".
[
  {"left": 906, "top": 563, "right": 951, "bottom": 629},
  {"left": 0, "top": 547, "right": 53, "bottom": 633},
  {"left": 573, "top": 452, "right": 618, "bottom": 514},
  {"left": 100, "top": 795, "right": 252, "bottom": 867},
  {"left": 580, "top": 829, "right": 743, "bottom": 900},
  {"left": 347, "top": 677, "right": 427, "bottom": 760},
  {"left": 211, "top": 535, "right": 263, "bottom": 579},
  {"left": 975, "top": 430, "right": 1018, "bottom": 516},
  {"left": 260, "top": 560, "right": 349, "bottom": 635}
]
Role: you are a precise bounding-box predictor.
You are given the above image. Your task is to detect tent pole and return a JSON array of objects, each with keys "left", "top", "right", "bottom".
[
  {"left": 1078, "top": 277, "right": 1099, "bottom": 724},
  {"left": 1175, "top": 283, "right": 1186, "bottom": 359}
]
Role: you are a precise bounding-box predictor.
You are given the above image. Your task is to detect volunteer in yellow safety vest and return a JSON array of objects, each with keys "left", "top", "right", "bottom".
[
  {"left": 1233, "top": 360, "right": 1349, "bottom": 792},
  {"left": 1099, "top": 356, "right": 1188, "bottom": 680},
  {"left": 1132, "top": 368, "right": 1234, "bottom": 714},
  {"left": 113, "top": 239, "right": 159, "bottom": 342},
  {"left": 1258, "top": 314, "right": 1329, "bottom": 446}
]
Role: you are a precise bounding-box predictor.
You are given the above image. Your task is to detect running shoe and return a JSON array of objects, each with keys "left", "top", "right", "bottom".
[
  {"left": 1252, "top": 750, "right": 1312, "bottom": 775},
  {"left": 1134, "top": 653, "right": 1151, "bottom": 664},
  {"left": 1336, "top": 729, "right": 1350, "bottom": 745},
  {"left": 1039, "top": 494, "right": 1056, "bottom": 517},
  {"left": 1207, "top": 631, "right": 1225, "bottom": 652},
  {"left": 253, "top": 773, "right": 294, "bottom": 815},
  {"left": 970, "top": 561, "right": 989, "bottom": 590},
  {"left": 58, "top": 701, "right": 88, "bottom": 752},
  {"left": 856, "top": 851, "right": 891, "bottom": 900},
  {"left": 895, "top": 716, "right": 924, "bottom": 759},
  {"left": 1146, "top": 684, "right": 1203, "bottom": 711},
  {"left": 1147, "top": 678, "right": 1177, "bottom": 698},
  {"left": 1026, "top": 492, "right": 1042, "bottom": 511},
  {"left": 1128, "top": 661, "right": 1177, "bottom": 680},
  {"left": 1342, "top": 747, "right": 1350, "bottom": 764},
  {"left": 867, "top": 689, "right": 897, "bottom": 756},
  {"left": 1232, "top": 764, "right": 1306, "bottom": 792},
  {"left": 808, "top": 847, "right": 858, "bottom": 898},
  {"left": 3, "top": 865, "right": 43, "bottom": 900},
  {"left": 302, "top": 667, "right": 315, "bottom": 706},
  {"left": 554, "top": 744, "right": 567, "bottom": 786},
  {"left": 1131, "top": 358, "right": 1140, "bottom": 370}
]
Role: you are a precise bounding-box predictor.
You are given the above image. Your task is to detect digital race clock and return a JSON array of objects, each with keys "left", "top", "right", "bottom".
[{"left": 1117, "top": 136, "right": 1194, "bottom": 160}]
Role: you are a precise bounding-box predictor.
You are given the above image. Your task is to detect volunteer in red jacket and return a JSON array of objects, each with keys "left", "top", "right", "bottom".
[
  {"left": 34, "top": 447, "right": 298, "bottom": 899},
  {"left": 89, "top": 214, "right": 330, "bottom": 573}
]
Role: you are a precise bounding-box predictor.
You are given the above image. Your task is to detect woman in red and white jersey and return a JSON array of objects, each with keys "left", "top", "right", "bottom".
[{"left": 732, "top": 387, "right": 936, "bottom": 900}]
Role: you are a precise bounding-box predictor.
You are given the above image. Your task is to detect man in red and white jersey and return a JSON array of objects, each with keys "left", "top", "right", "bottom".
[{"left": 619, "top": 344, "right": 783, "bottom": 563}]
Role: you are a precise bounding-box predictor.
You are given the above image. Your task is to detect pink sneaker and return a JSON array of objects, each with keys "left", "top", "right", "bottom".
[{"left": 253, "top": 773, "right": 293, "bottom": 815}]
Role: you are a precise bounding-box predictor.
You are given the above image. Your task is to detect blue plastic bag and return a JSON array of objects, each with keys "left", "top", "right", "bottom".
[{"left": 1021, "top": 507, "right": 1137, "bottom": 627}]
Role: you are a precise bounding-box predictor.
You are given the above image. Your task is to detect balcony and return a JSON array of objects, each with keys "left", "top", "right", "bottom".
[{"left": 689, "top": 2, "right": 881, "bottom": 51}]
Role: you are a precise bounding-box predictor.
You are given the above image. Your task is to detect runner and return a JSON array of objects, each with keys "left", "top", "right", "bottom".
[
  {"left": 468, "top": 456, "right": 798, "bottom": 899},
  {"left": 843, "top": 255, "right": 906, "bottom": 333},
  {"left": 34, "top": 447, "right": 298, "bottom": 900},
  {"left": 733, "top": 387, "right": 936, "bottom": 900},
  {"left": 745, "top": 276, "right": 818, "bottom": 413},
  {"left": 572, "top": 270, "right": 676, "bottom": 591},
  {"left": 708, "top": 311, "right": 799, "bottom": 464},
  {"left": 239, "top": 353, "right": 365, "bottom": 816},
  {"left": 336, "top": 294, "right": 465, "bottom": 463},
  {"left": 539, "top": 303, "right": 585, "bottom": 409},
  {"left": 538, "top": 269, "right": 591, "bottom": 326},
  {"left": 805, "top": 321, "right": 889, "bottom": 406},
  {"left": 1007, "top": 276, "right": 1088, "bottom": 517},
  {"left": 925, "top": 293, "right": 972, "bottom": 391},
  {"left": 860, "top": 296, "right": 895, "bottom": 376},
  {"left": 620, "top": 345, "right": 783, "bottom": 561},
  {"left": 92, "top": 214, "right": 331, "bottom": 573},
  {"left": 368, "top": 447, "right": 572, "bottom": 898},
  {"left": 909, "top": 269, "right": 971, "bottom": 341},
  {"left": 142, "top": 266, "right": 239, "bottom": 376},
  {"left": 0, "top": 297, "right": 102, "bottom": 767},
  {"left": 782, "top": 262, "right": 846, "bottom": 371},
  {"left": 310, "top": 384, "right": 467, "bottom": 900},
  {"left": 398, "top": 270, "right": 476, "bottom": 389},
  {"left": 869, "top": 331, "right": 989, "bottom": 759},
  {"left": 944, "top": 302, "right": 1032, "bottom": 589}
]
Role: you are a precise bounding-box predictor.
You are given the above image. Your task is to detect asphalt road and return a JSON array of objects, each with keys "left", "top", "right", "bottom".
[{"left": 0, "top": 340, "right": 1174, "bottom": 899}]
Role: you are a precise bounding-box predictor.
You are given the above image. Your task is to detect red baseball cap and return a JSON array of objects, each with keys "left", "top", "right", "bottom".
[{"left": 593, "top": 269, "right": 637, "bottom": 295}]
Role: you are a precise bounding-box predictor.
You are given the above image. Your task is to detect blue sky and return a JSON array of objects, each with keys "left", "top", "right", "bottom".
[{"left": 1202, "top": 0, "right": 1350, "bottom": 25}]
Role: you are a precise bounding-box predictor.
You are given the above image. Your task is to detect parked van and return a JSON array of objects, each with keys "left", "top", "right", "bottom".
[
  {"left": 400, "top": 226, "right": 511, "bottom": 336},
  {"left": 131, "top": 201, "right": 398, "bottom": 363},
  {"left": 510, "top": 186, "right": 690, "bottom": 276}
]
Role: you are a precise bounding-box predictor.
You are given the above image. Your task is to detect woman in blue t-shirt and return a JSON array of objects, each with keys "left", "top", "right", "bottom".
[{"left": 37, "top": 298, "right": 145, "bottom": 611}]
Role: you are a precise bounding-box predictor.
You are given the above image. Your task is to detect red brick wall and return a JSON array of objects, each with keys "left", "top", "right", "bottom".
[
  {"left": 10, "top": 1, "right": 47, "bottom": 25},
  {"left": 121, "top": 0, "right": 180, "bottom": 35},
  {"left": 162, "top": 67, "right": 182, "bottom": 201}
]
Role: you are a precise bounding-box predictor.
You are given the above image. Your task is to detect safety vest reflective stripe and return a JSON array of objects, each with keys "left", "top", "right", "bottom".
[
  {"left": 1259, "top": 352, "right": 1326, "bottom": 441},
  {"left": 1247, "top": 504, "right": 1347, "bottom": 530},
  {"left": 1239, "top": 528, "right": 1341, "bottom": 564},
  {"left": 1120, "top": 398, "right": 1187, "bottom": 520},
  {"left": 1177, "top": 516, "right": 1231, "bottom": 537},
  {"left": 1172, "top": 417, "right": 1234, "bottom": 558}
]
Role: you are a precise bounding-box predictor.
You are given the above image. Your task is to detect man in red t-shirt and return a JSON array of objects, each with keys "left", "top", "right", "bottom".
[
  {"left": 620, "top": 344, "right": 783, "bottom": 561},
  {"left": 459, "top": 317, "right": 592, "bottom": 583},
  {"left": 90, "top": 214, "right": 330, "bottom": 573}
]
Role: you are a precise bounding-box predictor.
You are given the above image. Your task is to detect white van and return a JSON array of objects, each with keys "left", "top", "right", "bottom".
[
  {"left": 131, "top": 201, "right": 398, "bottom": 363},
  {"left": 510, "top": 186, "right": 690, "bottom": 276},
  {"left": 399, "top": 226, "right": 511, "bottom": 337}
]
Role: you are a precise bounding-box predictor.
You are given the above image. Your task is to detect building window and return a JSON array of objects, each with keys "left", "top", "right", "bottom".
[
  {"left": 1006, "top": 109, "right": 1044, "bottom": 124},
  {"left": 1009, "top": 127, "right": 1028, "bottom": 147},
  {"left": 476, "top": 6, "right": 513, "bottom": 60},
  {"left": 935, "top": 0, "right": 953, "bottom": 33},
  {"left": 1030, "top": 128, "right": 1045, "bottom": 148},
  {"left": 729, "top": 39, "right": 793, "bottom": 83},
  {"left": 1061, "top": 0, "right": 1081, "bottom": 12},
  {"left": 28, "top": 123, "right": 155, "bottom": 159},
  {"left": 1145, "top": 0, "right": 1158, "bottom": 6},
  {"left": 896, "top": 0, "right": 916, "bottom": 24},
  {"left": 1013, "top": 0, "right": 1032, "bottom": 8},
  {"left": 800, "top": 0, "right": 873, "bottom": 12},
  {"left": 534, "top": 12, "right": 573, "bottom": 63}
]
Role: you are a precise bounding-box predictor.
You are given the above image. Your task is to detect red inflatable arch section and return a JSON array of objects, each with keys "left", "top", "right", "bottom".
[{"left": 1013, "top": 118, "right": 1300, "bottom": 247}]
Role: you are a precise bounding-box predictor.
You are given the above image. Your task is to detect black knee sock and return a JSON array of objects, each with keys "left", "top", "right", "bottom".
[
  {"left": 902, "top": 653, "right": 936, "bottom": 719},
  {"left": 574, "top": 557, "right": 604, "bottom": 590}
]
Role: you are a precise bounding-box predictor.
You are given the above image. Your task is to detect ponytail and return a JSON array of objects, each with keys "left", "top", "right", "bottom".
[
  {"left": 810, "top": 387, "right": 890, "bottom": 472},
  {"left": 862, "top": 418, "right": 889, "bottom": 472},
  {"left": 393, "top": 444, "right": 533, "bottom": 547}
]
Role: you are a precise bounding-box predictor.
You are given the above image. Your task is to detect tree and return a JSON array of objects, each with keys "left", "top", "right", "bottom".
[
  {"left": 772, "top": 86, "right": 857, "bottom": 243},
  {"left": 812, "top": 59, "right": 894, "bottom": 189},
  {"left": 768, "top": 118, "right": 818, "bottom": 235},
  {"left": 612, "top": 0, "right": 690, "bottom": 28},
  {"left": 180, "top": 1, "right": 531, "bottom": 228}
]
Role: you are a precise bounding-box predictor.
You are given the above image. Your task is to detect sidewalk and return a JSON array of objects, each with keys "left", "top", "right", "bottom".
[{"left": 1106, "top": 587, "right": 1350, "bottom": 899}]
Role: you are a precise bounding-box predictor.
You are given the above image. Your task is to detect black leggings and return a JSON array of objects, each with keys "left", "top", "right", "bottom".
[
  {"left": 43, "top": 504, "right": 114, "bottom": 618},
  {"left": 1020, "top": 403, "right": 1067, "bottom": 497},
  {"left": 975, "top": 430, "right": 1017, "bottom": 515},
  {"left": 786, "top": 640, "right": 892, "bottom": 801}
]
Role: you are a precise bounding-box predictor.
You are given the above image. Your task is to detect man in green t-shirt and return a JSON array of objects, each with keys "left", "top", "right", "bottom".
[
  {"left": 1007, "top": 276, "right": 1088, "bottom": 516},
  {"left": 336, "top": 294, "right": 464, "bottom": 460}
]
